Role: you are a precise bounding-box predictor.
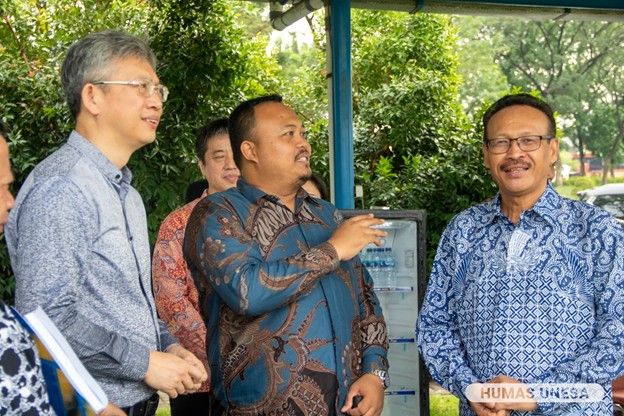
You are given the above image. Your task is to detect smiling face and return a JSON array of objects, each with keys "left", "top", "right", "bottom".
[
  {"left": 199, "top": 133, "right": 240, "bottom": 194},
  {"left": 483, "top": 104, "right": 558, "bottom": 209},
  {"left": 242, "top": 101, "right": 312, "bottom": 195},
  {"left": 90, "top": 56, "right": 163, "bottom": 153}
]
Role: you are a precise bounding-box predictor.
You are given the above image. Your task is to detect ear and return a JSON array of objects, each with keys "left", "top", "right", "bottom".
[
  {"left": 482, "top": 143, "right": 491, "bottom": 170},
  {"left": 240, "top": 140, "right": 258, "bottom": 164},
  {"left": 197, "top": 160, "right": 208, "bottom": 180},
  {"left": 81, "top": 83, "right": 103, "bottom": 116},
  {"left": 549, "top": 138, "right": 559, "bottom": 165}
]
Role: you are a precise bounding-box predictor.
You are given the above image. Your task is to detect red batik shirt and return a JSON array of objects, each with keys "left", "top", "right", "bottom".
[{"left": 152, "top": 191, "right": 210, "bottom": 392}]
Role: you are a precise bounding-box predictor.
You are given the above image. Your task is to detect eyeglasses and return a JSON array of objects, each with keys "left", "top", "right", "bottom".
[
  {"left": 486, "top": 135, "right": 553, "bottom": 154},
  {"left": 91, "top": 80, "right": 169, "bottom": 102}
]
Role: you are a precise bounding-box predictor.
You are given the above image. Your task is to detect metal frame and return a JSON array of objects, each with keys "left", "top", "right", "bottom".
[{"left": 327, "top": 1, "right": 355, "bottom": 208}]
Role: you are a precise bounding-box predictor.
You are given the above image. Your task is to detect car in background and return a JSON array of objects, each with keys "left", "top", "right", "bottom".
[{"left": 577, "top": 183, "right": 624, "bottom": 223}]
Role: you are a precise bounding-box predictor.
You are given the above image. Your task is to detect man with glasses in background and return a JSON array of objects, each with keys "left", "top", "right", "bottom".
[
  {"left": 417, "top": 93, "right": 624, "bottom": 416},
  {"left": 6, "top": 30, "right": 206, "bottom": 415},
  {"left": 152, "top": 118, "right": 240, "bottom": 415}
]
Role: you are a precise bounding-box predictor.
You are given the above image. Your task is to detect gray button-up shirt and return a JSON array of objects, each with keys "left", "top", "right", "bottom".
[{"left": 6, "top": 131, "right": 176, "bottom": 407}]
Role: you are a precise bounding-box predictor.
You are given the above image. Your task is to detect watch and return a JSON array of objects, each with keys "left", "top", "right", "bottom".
[{"left": 369, "top": 369, "right": 389, "bottom": 389}]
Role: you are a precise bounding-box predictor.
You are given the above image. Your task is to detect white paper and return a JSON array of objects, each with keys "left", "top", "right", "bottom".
[{"left": 24, "top": 306, "right": 108, "bottom": 413}]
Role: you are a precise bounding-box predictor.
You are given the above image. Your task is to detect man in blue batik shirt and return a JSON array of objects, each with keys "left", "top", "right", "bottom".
[
  {"left": 417, "top": 93, "right": 624, "bottom": 416},
  {"left": 184, "top": 95, "right": 389, "bottom": 416}
]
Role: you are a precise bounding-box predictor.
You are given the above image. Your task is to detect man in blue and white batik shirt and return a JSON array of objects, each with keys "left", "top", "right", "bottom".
[{"left": 417, "top": 93, "right": 624, "bottom": 416}]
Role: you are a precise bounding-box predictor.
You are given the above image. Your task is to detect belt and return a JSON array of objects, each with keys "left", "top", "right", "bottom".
[{"left": 122, "top": 393, "right": 160, "bottom": 416}]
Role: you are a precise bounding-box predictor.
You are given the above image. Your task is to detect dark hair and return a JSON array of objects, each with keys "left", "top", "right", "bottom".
[
  {"left": 61, "top": 30, "right": 156, "bottom": 120},
  {"left": 228, "top": 94, "right": 283, "bottom": 166},
  {"left": 307, "top": 172, "right": 329, "bottom": 200},
  {"left": 185, "top": 179, "right": 208, "bottom": 203},
  {"left": 0, "top": 119, "right": 7, "bottom": 138},
  {"left": 195, "top": 118, "right": 229, "bottom": 162},
  {"left": 482, "top": 93, "right": 556, "bottom": 142}
]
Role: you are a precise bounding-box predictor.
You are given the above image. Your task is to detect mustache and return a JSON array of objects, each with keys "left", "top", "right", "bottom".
[
  {"left": 296, "top": 149, "right": 310, "bottom": 159},
  {"left": 501, "top": 158, "right": 530, "bottom": 170}
]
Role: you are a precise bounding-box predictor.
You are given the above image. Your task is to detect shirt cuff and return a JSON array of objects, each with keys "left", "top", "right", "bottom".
[
  {"left": 315, "top": 241, "right": 340, "bottom": 272},
  {"left": 119, "top": 341, "right": 150, "bottom": 381},
  {"left": 158, "top": 319, "right": 178, "bottom": 351}
]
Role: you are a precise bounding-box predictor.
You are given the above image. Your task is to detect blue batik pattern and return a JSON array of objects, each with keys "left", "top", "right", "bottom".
[
  {"left": 184, "top": 179, "right": 388, "bottom": 415},
  {"left": 417, "top": 184, "right": 624, "bottom": 415}
]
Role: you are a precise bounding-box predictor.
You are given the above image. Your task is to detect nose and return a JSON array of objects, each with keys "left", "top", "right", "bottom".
[
  {"left": 506, "top": 139, "right": 523, "bottom": 157},
  {"left": 297, "top": 134, "right": 311, "bottom": 152},
  {"left": 146, "top": 93, "right": 163, "bottom": 111},
  {"left": 224, "top": 153, "right": 238, "bottom": 171},
  {"left": 2, "top": 189, "right": 14, "bottom": 212}
]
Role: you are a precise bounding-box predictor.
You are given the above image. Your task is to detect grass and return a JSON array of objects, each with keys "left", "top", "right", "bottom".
[
  {"left": 430, "top": 394, "right": 460, "bottom": 416},
  {"left": 155, "top": 395, "right": 459, "bottom": 416},
  {"left": 156, "top": 408, "right": 171, "bottom": 416},
  {"left": 554, "top": 184, "right": 577, "bottom": 199}
]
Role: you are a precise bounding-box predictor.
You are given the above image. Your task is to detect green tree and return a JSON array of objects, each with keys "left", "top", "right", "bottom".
[
  {"left": 489, "top": 19, "right": 624, "bottom": 179},
  {"left": 139, "top": 0, "right": 279, "bottom": 234},
  {"left": 453, "top": 16, "right": 509, "bottom": 116},
  {"left": 271, "top": 11, "right": 330, "bottom": 185},
  {"left": 350, "top": 11, "right": 496, "bottom": 256}
]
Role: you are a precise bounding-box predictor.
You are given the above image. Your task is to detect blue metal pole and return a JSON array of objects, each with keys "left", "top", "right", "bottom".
[{"left": 329, "top": 0, "right": 354, "bottom": 209}]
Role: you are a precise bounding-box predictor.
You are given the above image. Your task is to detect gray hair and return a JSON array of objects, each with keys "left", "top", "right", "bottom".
[{"left": 61, "top": 30, "right": 157, "bottom": 119}]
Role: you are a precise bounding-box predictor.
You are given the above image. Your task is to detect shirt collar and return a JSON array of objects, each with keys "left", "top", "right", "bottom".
[
  {"left": 237, "top": 178, "right": 321, "bottom": 209},
  {"left": 484, "top": 182, "right": 561, "bottom": 226},
  {"left": 67, "top": 131, "right": 132, "bottom": 186},
  {"left": 297, "top": 187, "right": 322, "bottom": 206}
]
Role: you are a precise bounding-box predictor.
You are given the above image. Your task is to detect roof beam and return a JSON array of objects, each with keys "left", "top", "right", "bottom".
[{"left": 256, "top": 0, "right": 624, "bottom": 27}]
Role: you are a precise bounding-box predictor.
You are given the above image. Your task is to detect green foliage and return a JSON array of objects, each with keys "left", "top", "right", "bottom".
[
  {"left": 271, "top": 12, "right": 330, "bottom": 181},
  {"left": 563, "top": 175, "right": 598, "bottom": 195},
  {"left": 453, "top": 16, "right": 509, "bottom": 115},
  {"left": 136, "top": 0, "right": 278, "bottom": 235},
  {"left": 350, "top": 11, "right": 496, "bottom": 261},
  {"left": 487, "top": 19, "right": 624, "bottom": 180}
]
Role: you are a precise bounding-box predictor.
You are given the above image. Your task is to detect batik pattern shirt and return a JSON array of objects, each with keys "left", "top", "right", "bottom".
[
  {"left": 417, "top": 184, "right": 624, "bottom": 416},
  {"left": 0, "top": 302, "right": 53, "bottom": 416},
  {"left": 184, "top": 180, "right": 388, "bottom": 415},
  {"left": 153, "top": 191, "right": 210, "bottom": 392}
]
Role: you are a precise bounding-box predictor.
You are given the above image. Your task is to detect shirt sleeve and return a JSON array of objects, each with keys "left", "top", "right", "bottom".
[
  {"left": 188, "top": 199, "right": 341, "bottom": 317},
  {"left": 152, "top": 211, "right": 209, "bottom": 389},
  {"left": 416, "top": 221, "right": 480, "bottom": 400},
  {"left": 355, "top": 259, "right": 389, "bottom": 374},
  {"left": 157, "top": 319, "right": 177, "bottom": 352},
  {"left": 535, "top": 217, "right": 624, "bottom": 414},
  {"left": 10, "top": 178, "right": 149, "bottom": 382}
]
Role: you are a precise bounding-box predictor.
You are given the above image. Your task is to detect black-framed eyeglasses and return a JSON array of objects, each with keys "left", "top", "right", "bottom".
[
  {"left": 486, "top": 135, "right": 553, "bottom": 154},
  {"left": 91, "top": 80, "right": 169, "bottom": 102}
]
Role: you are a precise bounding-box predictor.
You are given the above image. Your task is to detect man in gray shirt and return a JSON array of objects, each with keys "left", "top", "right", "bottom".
[{"left": 6, "top": 30, "right": 207, "bottom": 414}]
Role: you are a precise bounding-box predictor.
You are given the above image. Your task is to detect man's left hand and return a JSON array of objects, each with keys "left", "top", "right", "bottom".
[
  {"left": 165, "top": 343, "right": 209, "bottom": 388},
  {"left": 340, "top": 373, "right": 384, "bottom": 416}
]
